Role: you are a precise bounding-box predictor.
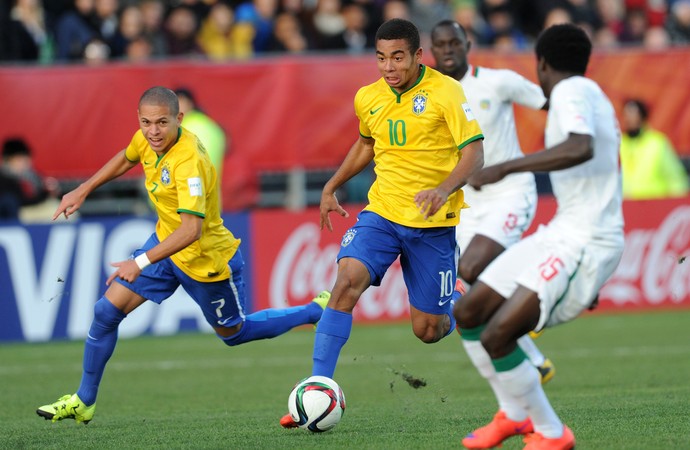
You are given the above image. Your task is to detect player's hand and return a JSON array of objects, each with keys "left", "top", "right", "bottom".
[
  {"left": 320, "top": 192, "right": 348, "bottom": 231},
  {"left": 414, "top": 188, "right": 448, "bottom": 219},
  {"left": 52, "top": 188, "right": 86, "bottom": 220},
  {"left": 106, "top": 259, "right": 141, "bottom": 286},
  {"left": 468, "top": 165, "right": 506, "bottom": 191}
]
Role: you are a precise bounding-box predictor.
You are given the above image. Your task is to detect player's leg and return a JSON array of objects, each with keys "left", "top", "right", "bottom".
[
  {"left": 36, "top": 283, "right": 147, "bottom": 423},
  {"left": 480, "top": 286, "right": 573, "bottom": 448},
  {"left": 311, "top": 257, "right": 371, "bottom": 377},
  {"left": 401, "top": 224, "right": 457, "bottom": 342},
  {"left": 454, "top": 282, "right": 534, "bottom": 449},
  {"left": 194, "top": 249, "right": 327, "bottom": 346},
  {"left": 459, "top": 232, "right": 553, "bottom": 381},
  {"left": 37, "top": 236, "right": 174, "bottom": 424}
]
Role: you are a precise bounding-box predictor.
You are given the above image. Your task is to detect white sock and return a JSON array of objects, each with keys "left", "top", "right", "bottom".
[
  {"left": 518, "top": 334, "right": 546, "bottom": 367},
  {"left": 462, "top": 339, "right": 528, "bottom": 421},
  {"left": 496, "top": 359, "right": 563, "bottom": 438}
]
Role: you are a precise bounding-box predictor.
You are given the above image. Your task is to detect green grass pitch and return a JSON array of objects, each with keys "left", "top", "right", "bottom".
[{"left": 2, "top": 309, "right": 689, "bottom": 449}]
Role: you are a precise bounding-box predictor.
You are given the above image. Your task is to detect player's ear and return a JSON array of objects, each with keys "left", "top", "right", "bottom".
[{"left": 177, "top": 111, "right": 184, "bottom": 123}]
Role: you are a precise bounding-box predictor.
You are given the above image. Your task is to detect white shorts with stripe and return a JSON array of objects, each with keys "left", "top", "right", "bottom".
[{"left": 478, "top": 224, "right": 624, "bottom": 330}]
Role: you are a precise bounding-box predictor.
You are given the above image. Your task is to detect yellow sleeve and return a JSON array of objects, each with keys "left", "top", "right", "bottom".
[
  {"left": 124, "top": 130, "right": 145, "bottom": 162},
  {"left": 355, "top": 87, "right": 372, "bottom": 138},
  {"left": 444, "top": 80, "right": 484, "bottom": 149},
  {"left": 175, "top": 156, "right": 206, "bottom": 218}
]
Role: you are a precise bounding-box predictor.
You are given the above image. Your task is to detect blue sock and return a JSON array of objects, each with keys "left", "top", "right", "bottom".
[
  {"left": 77, "top": 297, "right": 126, "bottom": 406},
  {"left": 445, "top": 290, "right": 461, "bottom": 337},
  {"left": 312, "top": 307, "right": 352, "bottom": 378},
  {"left": 221, "top": 302, "right": 322, "bottom": 346}
]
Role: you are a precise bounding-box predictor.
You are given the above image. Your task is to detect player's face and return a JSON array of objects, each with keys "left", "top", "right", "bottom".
[
  {"left": 376, "top": 39, "right": 422, "bottom": 92},
  {"left": 138, "top": 102, "right": 183, "bottom": 155},
  {"left": 430, "top": 25, "right": 469, "bottom": 78}
]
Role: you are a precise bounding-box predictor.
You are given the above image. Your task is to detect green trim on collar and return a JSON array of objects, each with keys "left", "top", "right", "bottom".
[{"left": 388, "top": 64, "right": 427, "bottom": 103}]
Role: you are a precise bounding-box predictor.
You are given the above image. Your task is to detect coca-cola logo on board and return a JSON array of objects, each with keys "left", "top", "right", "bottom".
[
  {"left": 602, "top": 206, "right": 690, "bottom": 306},
  {"left": 269, "top": 223, "right": 410, "bottom": 320}
]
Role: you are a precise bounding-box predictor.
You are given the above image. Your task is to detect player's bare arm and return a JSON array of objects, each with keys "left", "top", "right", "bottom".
[
  {"left": 320, "top": 136, "right": 375, "bottom": 231},
  {"left": 415, "top": 139, "right": 484, "bottom": 218},
  {"left": 106, "top": 212, "right": 203, "bottom": 285},
  {"left": 469, "top": 133, "right": 592, "bottom": 190},
  {"left": 53, "top": 150, "right": 137, "bottom": 220}
]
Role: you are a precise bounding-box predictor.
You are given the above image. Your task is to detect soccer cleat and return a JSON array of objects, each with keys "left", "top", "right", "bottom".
[
  {"left": 280, "top": 413, "right": 299, "bottom": 428},
  {"left": 312, "top": 290, "right": 331, "bottom": 310},
  {"left": 312, "top": 290, "right": 331, "bottom": 329},
  {"left": 455, "top": 278, "right": 467, "bottom": 296},
  {"left": 36, "top": 393, "right": 96, "bottom": 424},
  {"left": 537, "top": 358, "right": 556, "bottom": 385},
  {"left": 462, "top": 410, "right": 534, "bottom": 449},
  {"left": 529, "top": 329, "right": 544, "bottom": 339},
  {"left": 523, "top": 425, "right": 575, "bottom": 450}
]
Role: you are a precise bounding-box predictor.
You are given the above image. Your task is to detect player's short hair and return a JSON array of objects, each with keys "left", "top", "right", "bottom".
[
  {"left": 430, "top": 20, "right": 468, "bottom": 42},
  {"left": 139, "top": 86, "right": 179, "bottom": 116},
  {"left": 375, "top": 18, "right": 420, "bottom": 54},
  {"left": 624, "top": 98, "right": 649, "bottom": 121},
  {"left": 535, "top": 23, "right": 591, "bottom": 75}
]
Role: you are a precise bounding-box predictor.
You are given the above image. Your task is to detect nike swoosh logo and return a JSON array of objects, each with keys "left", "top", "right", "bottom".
[
  {"left": 217, "top": 317, "right": 234, "bottom": 325},
  {"left": 515, "top": 423, "right": 530, "bottom": 433},
  {"left": 438, "top": 298, "right": 452, "bottom": 307},
  {"left": 144, "top": 161, "right": 150, "bottom": 165},
  {"left": 87, "top": 333, "right": 98, "bottom": 341},
  {"left": 370, "top": 106, "right": 383, "bottom": 115}
]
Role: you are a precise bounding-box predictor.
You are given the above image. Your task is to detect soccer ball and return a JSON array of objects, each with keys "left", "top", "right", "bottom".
[{"left": 287, "top": 375, "right": 346, "bottom": 432}]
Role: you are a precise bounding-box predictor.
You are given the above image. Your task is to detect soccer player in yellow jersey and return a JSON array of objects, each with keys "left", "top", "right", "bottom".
[
  {"left": 281, "top": 18, "right": 484, "bottom": 428},
  {"left": 37, "top": 87, "right": 329, "bottom": 425}
]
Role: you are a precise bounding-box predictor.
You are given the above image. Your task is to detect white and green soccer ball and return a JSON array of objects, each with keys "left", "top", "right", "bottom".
[{"left": 287, "top": 375, "right": 346, "bottom": 432}]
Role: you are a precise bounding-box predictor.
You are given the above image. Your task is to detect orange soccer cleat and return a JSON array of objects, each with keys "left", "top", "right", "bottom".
[
  {"left": 523, "top": 425, "right": 575, "bottom": 450},
  {"left": 462, "top": 410, "right": 534, "bottom": 449}
]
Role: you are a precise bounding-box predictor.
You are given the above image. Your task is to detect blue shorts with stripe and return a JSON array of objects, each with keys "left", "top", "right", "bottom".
[
  {"left": 116, "top": 233, "right": 246, "bottom": 329},
  {"left": 337, "top": 211, "right": 457, "bottom": 315}
]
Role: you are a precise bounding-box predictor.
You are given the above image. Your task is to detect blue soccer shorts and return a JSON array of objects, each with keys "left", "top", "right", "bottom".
[
  {"left": 116, "top": 233, "right": 247, "bottom": 329},
  {"left": 337, "top": 210, "right": 457, "bottom": 315}
]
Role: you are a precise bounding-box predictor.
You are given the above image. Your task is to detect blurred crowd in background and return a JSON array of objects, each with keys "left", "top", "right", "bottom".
[{"left": 2, "top": 0, "right": 690, "bottom": 65}]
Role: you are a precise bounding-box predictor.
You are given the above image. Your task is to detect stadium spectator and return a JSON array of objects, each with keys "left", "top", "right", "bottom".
[
  {"left": 279, "top": 18, "right": 484, "bottom": 428},
  {"left": 666, "top": 0, "right": 690, "bottom": 44},
  {"left": 36, "top": 86, "right": 329, "bottom": 425},
  {"left": 1, "top": 137, "right": 60, "bottom": 220},
  {"left": 197, "top": 1, "right": 254, "bottom": 60},
  {"left": 94, "top": 0, "right": 119, "bottom": 46},
  {"left": 125, "top": 35, "right": 155, "bottom": 61},
  {"left": 53, "top": 0, "right": 99, "bottom": 61},
  {"left": 1, "top": 0, "right": 53, "bottom": 62},
  {"left": 429, "top": 19, "right": 554, "bottom": 384},
  {"left": 454, "top": 23, "right": 623, "bottom": 450},
  {"left": 619, "top": 98, "right": 689, "bottom": 199},
  {"left": 82, "top": 36, "right": 111, "bottom": 64},
  {"left": 109, "top": 4, "right": 145, "bottom": 58},
  {"left": 139, "top": 0, "right": 168, "bottom": 56},
  {"left": 164, "top": 5, "right": 203, "bottom": 57},
  {"left": 236, "top": 0, "right": 280, "bottom": 53},
  {"left": 268, "top": 11, "right": 310, "bottom": 52}
]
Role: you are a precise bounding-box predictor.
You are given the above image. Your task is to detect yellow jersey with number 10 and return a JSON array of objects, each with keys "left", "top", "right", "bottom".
[
  {"left": 125, "top": 127, "right": 239, "bottom": 282},
  {"left": 356, "top": 65, "right": 483, "bottom": 228}
]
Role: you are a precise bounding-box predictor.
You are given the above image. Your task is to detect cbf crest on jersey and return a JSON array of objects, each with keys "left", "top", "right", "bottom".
[
  {"left": 341, "top": 228, "right": 357, "bottom": 247},
  {"left": 412, "top": 90, "right": 428, "bottom": 116},
  {"left": 160, "top": 162, "right": 172, "bottom": 186}
]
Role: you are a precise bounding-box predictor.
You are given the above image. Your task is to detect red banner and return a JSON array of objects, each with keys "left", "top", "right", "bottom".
[
  {"left": 1, "top": 48, "right": 689, "bottom": 211},
  {"left": 250, "top": 197, "right": 690, "bottom": 321}
]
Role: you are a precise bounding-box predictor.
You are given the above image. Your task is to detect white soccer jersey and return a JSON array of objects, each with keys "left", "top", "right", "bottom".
[
  {"left": 545, "top": 76, "right": 624, "bottom": 243},
  {"left": 459, "top": 65, "right": 546, "bottom": 198}
]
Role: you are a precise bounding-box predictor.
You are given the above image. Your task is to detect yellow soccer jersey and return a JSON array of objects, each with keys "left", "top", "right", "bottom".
[
  {"left": 125, "top": 127, "right": 239, "bottom": 282},
  {"left": 356, "top": 65, "right": 483, "bottom": 227}
]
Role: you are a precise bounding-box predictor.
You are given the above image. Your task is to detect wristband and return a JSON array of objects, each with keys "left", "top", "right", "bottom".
[{"left": 134, "top": 252, "right": 152, "bottom": 270}]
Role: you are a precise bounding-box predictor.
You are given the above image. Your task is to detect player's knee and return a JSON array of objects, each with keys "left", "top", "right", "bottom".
[
  {"left": 479, "top": 324, "right": 510, "bottom": 358},
  {"left": 457, "top": 261, "right": 480, "bottom": 285},
  {"left": 412, "top": 321, "right": 444, "bottom": 344},
  {"left": 453, "top": 295, "right": 481, "bottom": 329},
  {"left": 217, "top": 322, "right": 244, "bottom": 346}
]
